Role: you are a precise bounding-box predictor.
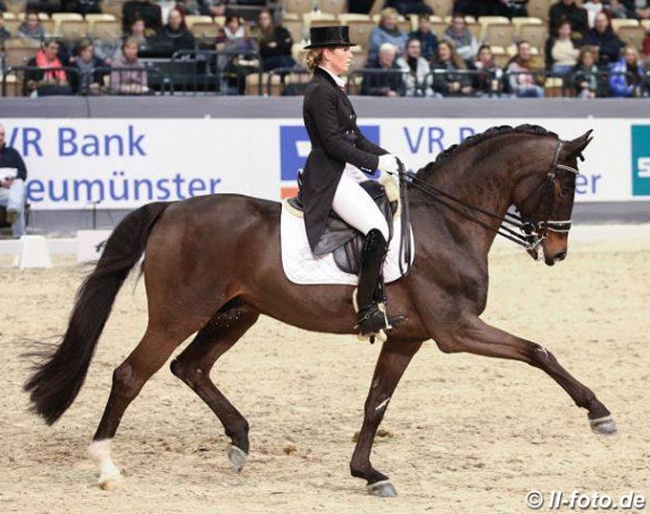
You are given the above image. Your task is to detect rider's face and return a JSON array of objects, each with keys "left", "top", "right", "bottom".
[{"left": 324, "top": 46, "right": 353, "bottom": 76}]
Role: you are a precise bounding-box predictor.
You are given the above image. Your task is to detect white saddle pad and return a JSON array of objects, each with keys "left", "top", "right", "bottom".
[{"left": 281, "top": 201, "right": 414, "bottom": 286}]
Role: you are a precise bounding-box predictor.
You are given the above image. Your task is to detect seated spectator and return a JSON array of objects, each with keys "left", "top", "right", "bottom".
[
  {"left": 471, "top": 44, "right": 503, "bottom": 96},
  {"left": 0, "top": 123, "right": 27, "bottom": 238},
  {"left": 25, "top": 39, "right": 73, "bottom": 96},
  {"left": 644, "top": 28, "right": 650, "bottom": 63},
  {"left": 69, "top": 38, "right": 104, "bottom": 95},
  {"left": 384, "top": 0, "right": 432, "bottom": 17},
  {"left": 110, "top": 37, "right": 149, "bottom": 94},
  {"left": 609, "top": 45, "right": 646, "bottom": 97},
  {"left": 506, "top": 40, "right": 544, "bottom": 97},
  {"left": 571, "top": 46, "right": 599, "bottom": 98},
  {"left": 583, "top": 12, "right": 624, "bottom": 68},
  {"left": 549, "top": 0, "right": 588, "bottom": 38},
  {"left": 155, "top": 7, "right": 196, "bottom": 53},
  {"left": 198, "top": 0, "right": 229, "bottom": 17},
  {"left": 368, "top": 8, "right": 408, "bottom": 62},
  {"left": 26, "top": 0, "right": 61, "bottom": 16},
  {"left": 62, "top": 0, "right": 101, "bottom": 15},
  {"left": 122, "top": 0, "right": 163, "bottom": 35},
  {"left": 397, "top": 38, "right": 433, "bottom": 96},
  {"left": 545, "top": 19, "right": 580, "bottom": 75},
  {"left": 361, "top": 42, "right": 406, "bottom": 97},
  {"left": 0, "top": 2, "right": 6, "bottom": 12},
  {"left": 443, "top": 15, "right": 479, "bottom": 62},
  {"left": 583, "top": 0, "right": 604, "bottom": 28},
  {"left": 454, "top": 0, "right": 526, "bottom": 17},
  {"left": 17, "top": 10, "right": 47, "bottom": 41},
  {"left": 431, "top": 40, "right": 474, "bottom": 96},
  {"left": 216, "top": 15, "right": 258, "bottom": 95},
  {"left": 409, "top": 13, "right": 439, "bottom": 61},
  {"left": 634, "top": 0, "right": 650, "bottom": 19},
  {"left": 0, "top": 12, "right": 12, "bottom": 43},
  {"left": 256, "top": 9, "right": 295, "bottom": 72},
  {"left": 605, "top": 0, "right": 633, "bottom": 18}
]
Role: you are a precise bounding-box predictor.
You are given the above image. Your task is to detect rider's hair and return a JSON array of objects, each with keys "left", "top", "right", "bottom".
[{"left": 306, "top": 48, "right": 325, "bottom": 72}]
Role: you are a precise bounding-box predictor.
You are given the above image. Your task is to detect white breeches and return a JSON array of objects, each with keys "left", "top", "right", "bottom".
[{"left": 331, "top": 164, "right": 389, "bottom": 240}]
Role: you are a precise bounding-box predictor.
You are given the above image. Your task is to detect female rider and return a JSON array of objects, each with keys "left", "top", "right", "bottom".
[{"left": 301, "top": 26, "right": 404, "bottom": 340}]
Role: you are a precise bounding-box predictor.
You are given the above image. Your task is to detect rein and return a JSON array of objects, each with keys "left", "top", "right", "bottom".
[{"left": 396, "top": 140, "right": 581, "bottom": 258}]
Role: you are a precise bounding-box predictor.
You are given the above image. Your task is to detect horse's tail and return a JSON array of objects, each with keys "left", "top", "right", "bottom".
[{"left": 24, "top": 201, "right": 171, "bottom": 425}]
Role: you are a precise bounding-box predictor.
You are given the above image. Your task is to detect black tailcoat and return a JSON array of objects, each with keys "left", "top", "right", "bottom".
[{"left": 301, "top": 67, "right": 387, "bottom": 254}]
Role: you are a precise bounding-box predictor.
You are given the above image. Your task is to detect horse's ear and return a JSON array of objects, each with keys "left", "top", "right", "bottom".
[{"left": 563, "top": 130, "right": 593, "bottom": 161}]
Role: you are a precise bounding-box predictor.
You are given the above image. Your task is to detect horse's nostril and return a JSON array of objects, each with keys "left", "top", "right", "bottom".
[{"left": 554, "top": 252, "right": 567, "bottom": 262}]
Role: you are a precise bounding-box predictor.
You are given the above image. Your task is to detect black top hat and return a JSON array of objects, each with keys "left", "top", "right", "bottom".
[{"left": 304, "top": 26, "right": 356, "bottom": 49}]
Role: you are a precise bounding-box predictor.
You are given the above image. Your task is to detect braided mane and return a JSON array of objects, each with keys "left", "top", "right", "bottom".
[{"left": 416, "top": 124, "right": 558, "bottom": 178}]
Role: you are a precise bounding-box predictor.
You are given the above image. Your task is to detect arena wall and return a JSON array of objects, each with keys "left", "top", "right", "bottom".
[{"left": 1, "top": 97, "right": 648, "bottom": 233}]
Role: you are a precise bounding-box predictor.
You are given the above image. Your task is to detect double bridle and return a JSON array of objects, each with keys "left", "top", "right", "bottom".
[{"left": 396, "top": 139, "right": 581, "bottom": 272}]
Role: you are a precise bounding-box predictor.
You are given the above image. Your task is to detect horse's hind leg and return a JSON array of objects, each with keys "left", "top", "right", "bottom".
[
  {"left": 88, "top": 327, "right": 190, "bottom": 489},
  {"left": 435, "top": 316, "right": 615, "bottom": 434},
  {"left": 350, "top": 339, "right": 422, "bottom": 497},
  {"left": 170, "top": 299, "right": 259, "bottom": 472}
]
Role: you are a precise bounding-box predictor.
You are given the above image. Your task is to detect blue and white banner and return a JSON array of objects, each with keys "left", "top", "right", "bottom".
[{"left": 4, "top": 117, "right": 648, "bottom": 210}]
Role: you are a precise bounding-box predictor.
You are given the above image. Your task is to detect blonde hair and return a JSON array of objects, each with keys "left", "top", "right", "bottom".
[
  {"left": 306, "top": 48, "right": 325, "bottom": 72},
  {"left": 379, "top": 7, "right": 399, "bottom": 27}
]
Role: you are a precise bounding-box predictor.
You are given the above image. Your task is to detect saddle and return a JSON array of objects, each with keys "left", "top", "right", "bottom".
[{"left": 287, "top": 175, "right": 397, "bottom": 275}]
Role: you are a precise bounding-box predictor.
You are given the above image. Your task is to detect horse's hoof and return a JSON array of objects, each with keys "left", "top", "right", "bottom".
[
  {"left": 589, "top": 415, "right": 617, "bottom": 435},
  {"left": 367, "top": 479, "right": 397, "bottom": 497},
  {"left": 98, "top": 472, "right": 123, "bottom": 490},
  {"left": 227, "top": 445, "right": 248, "bottom": 473}
]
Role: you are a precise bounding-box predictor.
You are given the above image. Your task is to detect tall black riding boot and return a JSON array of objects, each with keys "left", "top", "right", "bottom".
[{"left": 355, "top": 229, "right": 404, "bottom": 338}]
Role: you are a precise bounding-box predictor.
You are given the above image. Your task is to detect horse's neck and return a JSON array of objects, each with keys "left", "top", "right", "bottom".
[{"left": 424, "top": 147, "right": 517, "bottom": 249}]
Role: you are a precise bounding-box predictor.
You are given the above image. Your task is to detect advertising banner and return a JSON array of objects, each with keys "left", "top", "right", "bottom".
[{"left": 4, "top": 117, "right": 648, "bottom": 210}]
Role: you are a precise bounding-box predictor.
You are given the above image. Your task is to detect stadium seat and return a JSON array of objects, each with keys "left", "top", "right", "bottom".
[
  {"left": 285, "top": 0, "right": 313, "bottom": 16},
  {"left": 85, "top": 14, "right": 118, "bottom": 24},
  {"left": 490, "top": 45, "right": 510, "bottom": 68},
  {"left": 3, "top": 44, "right": 40, "bottom": 66},
  {"left": 184, "top": 15, "right": 214, "bottom": 30},
  {"left": 430, "top": 20, "right": 447, "bottom": 38},
  {"left": 611, "top": 19, "right": 639, "bottom": 32},
  {"left": 4, "top": 19, "right": 20, "bottom": 35},
  {"left": 346, "top": 19, "right": 375, "bottom": 52},
  {"left": 309, "top": 18, "right": 341, "bottom": 30},
  {"left": 467, "top": 21, "right": 481, "bottom": 40},
  {"left": 18, "top": 12, "right": 50, "bottom": 21},
  {"left": 642, "top": 20, "right": 650, "bottom": 30},
  {"left": 41, "top": 19, "right": 56, "bottom": 36},
  {"left": 319, "top": 0, "right": 347, "bottom": 16},
  {"left": 526, "top": 0, "right": 552, "bottom": 23},
  {"left": 425, "top": 0, "right": 453, "bottom": 17},
  {"left": 616, "top": 26, "right": 646, "bottom": 50},
  {"left": 59, "top": 20, "right": 89, "bottom": 40},
  {"left": 91, "top": 20, "right": 122, "bottom": 39},
  {"left": 518, "top": 23, "right": 547, "bottom": 48},
  {"left": 101, "top": 0, "right": 128, "bottom": 21},
  {"left": 511, "top": 16, "right": 543, "bottom": 38},
  {"left": 484, "top": 23, "right": 516, "bottom": 48},
  {"left": 2, "top": 12, "right": 17, "bottom": 20},
  {"left": 368, "top": 0, "right": 383, "bottom": 16},
  {"left": 303, "top": 11, "right": 337, "bottom": 29},
  {"left": 190, "top": 22, "right": 221, "bottom": 41},
  {"left": 284, "top": 19, "right": 306, "bottom": 46},
  {"left": 337, "top": 13, "right": 371, "bottom": 25}
]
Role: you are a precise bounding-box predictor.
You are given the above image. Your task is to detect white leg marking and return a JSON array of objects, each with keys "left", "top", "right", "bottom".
[
  {"left": 88, "top": 439, "right": 123, "bottom": 489},
  {"left": 375, "top": 397, "right": 391, "bottom": 412}
]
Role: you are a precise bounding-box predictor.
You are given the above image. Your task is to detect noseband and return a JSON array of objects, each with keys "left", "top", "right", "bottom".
[
  {"left": 521, "top": 140, "right": 580, "bottom": 250},
  {"left": 396, "top": 138, "right": 581, "bottom": 254}
]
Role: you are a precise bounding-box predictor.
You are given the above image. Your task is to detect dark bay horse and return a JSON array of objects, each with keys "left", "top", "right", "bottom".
[{"left": 25, "top": 125, "right": 616, "bottom": 497}]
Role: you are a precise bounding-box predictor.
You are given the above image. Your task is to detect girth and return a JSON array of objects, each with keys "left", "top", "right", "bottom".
[{"left": 288, "top": 180, "right": 397, "bottom": 275}]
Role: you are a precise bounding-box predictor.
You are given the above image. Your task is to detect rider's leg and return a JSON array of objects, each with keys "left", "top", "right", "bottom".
[{"left": 331, "top": 173, "right": 401, "bottom": 337}]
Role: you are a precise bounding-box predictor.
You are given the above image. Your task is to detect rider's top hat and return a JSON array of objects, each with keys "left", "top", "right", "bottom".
[{"left": 304, "top": 26, "right": 357, "bottom": 49}]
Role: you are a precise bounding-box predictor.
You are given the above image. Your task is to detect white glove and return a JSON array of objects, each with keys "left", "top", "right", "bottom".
[{"left": 377, "top": 154, "right": 399, "bottom": 175}]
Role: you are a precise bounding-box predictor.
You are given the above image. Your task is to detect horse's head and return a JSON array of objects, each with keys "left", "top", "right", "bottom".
[{"left": 512, "top": 130, "right": 593, "bottom": 266}]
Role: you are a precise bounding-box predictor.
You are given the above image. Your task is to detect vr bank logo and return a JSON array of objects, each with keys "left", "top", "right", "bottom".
[
  {"left": 280, "top": 125, "right": 380, "bottom": 198},
  {"left": 632, "top": 125, "right": 650, "bottom": 196}
]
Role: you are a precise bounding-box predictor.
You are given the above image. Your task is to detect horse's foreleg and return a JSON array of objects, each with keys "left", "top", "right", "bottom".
[
  {"left": 88, "top": 328, "right": 188, "bottom": 489},
  {"left": 350, "top": 339, "right": 422, "bottom": 497},
  {"left": 170, "top": 300, "right": 259, "bottom": 472},
  {"left": 435, "top": 317, "right": 615, "bottom": 434}
]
